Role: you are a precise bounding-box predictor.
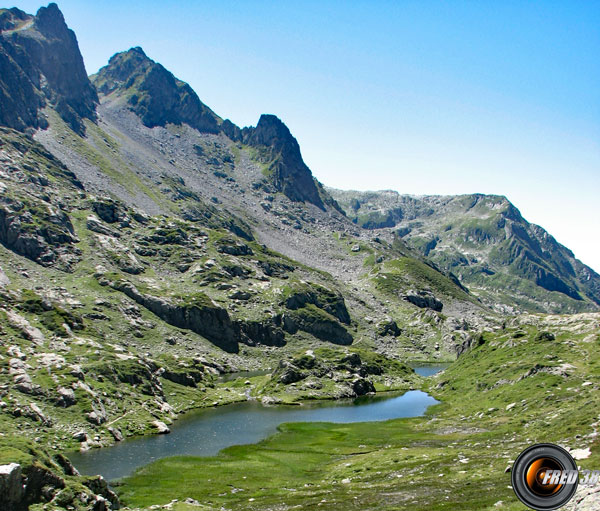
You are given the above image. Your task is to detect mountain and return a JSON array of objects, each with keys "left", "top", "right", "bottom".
[
  {"left": 90, "top": 47, "right": 330, "bottom": 210},
  {"left": 0, "top": 4, "right": 597, "bottom": 511},
  {"left": 91, "top": 46, "right": 221, "bottom": 134},
  {"left": 0, "top": 4, "right": 97, "bottom": 134},
  {"left": 0, "top": 7, "right": 491, "bottom": 508},
  {"left": 330, "top": 189, "right": 600, "bottom": 314}
]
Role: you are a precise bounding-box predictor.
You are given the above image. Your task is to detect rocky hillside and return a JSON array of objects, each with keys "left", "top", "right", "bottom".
[
  {"left": 330, "top": 189, "right": 600, "bottom": 314},
  {"left": 0, "top": 5, "right": 498, "bottom": 509},
  {"left": 89, "top": 47, "right": 332, "bottom": 210},
  {"left": 0, "top": 125, "right": 478, "bottom": 510}
]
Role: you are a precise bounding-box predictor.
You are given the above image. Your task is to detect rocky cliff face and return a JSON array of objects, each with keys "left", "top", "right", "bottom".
[
  {"left": 0, "top": 127, "right": 83, "bottom": 270},
  {"left": 0, "top": 3, "right": 97, "bottom": 134},
  {"left": 240, "top": 114, "right": 326, "bottom": 209},
  {"left": 92, "top": 47, "right": 220, "bottom": 134}
]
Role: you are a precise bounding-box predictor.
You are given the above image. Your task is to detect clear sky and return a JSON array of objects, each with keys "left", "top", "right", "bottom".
[{"left": 10, "top": 1, "right": 600, "bottom": 272}]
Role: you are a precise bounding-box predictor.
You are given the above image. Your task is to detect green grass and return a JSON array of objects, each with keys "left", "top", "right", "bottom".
[
  {"left": 118, "top": 316, "right": 600, "bottom": 510},
  {"left": 374, "top": 257, "right": 473, "bottom": 302}
]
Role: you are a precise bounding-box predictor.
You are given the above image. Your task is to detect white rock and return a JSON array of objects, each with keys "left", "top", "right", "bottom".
[
  {"left": 506, "top": 402, "right": 516, "bottom": 411},
  {"left": 35, "top": 353, "right": 65, "bottom": 368},
  {"left": 73, "top": 431, "right": 87, "bottom": 442},
  {"left": 152, "top": 420, "right": 170, "bottom": 434},
  {"left": 570, "top": 447, "right": 591, "bottom": 460},
  {"left": 5, "top": 311, "right": 44, "bottom": 344},
  {"left": 0, "top": 266, "right": 9, "bottom": 287}
]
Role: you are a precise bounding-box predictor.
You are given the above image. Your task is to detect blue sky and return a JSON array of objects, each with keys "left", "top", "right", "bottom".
[{"left": 11, "top": 1, "right": 600, "bottom": 272}]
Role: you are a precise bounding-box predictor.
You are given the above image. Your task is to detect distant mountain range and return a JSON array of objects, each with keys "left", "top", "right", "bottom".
[{"left": 330, "top": 189, "right": 600, "bottom": 313}]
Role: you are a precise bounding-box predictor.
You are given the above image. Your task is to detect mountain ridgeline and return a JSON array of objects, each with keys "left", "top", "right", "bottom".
[
  {"left": 330, "top": 189, "right": 600, "bottom": 313},
  {"left": 90, "top": 46, "right": 329, "bottom": 209}
]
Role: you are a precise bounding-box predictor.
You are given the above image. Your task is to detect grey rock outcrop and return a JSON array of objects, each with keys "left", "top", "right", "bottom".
[
  {"left": 152, "top": 420, "right": 170, "bottom": 434},
  {"left": 0, "top": 4, "right": 97, "bottom": 134},
  {"left": 405, "top": 290, "right": 443, "bottom": 312},
  {"left": 242, "top": 114, "right": 325, "bottom": 209},
  {"left": 283, "top": 309, "right": 353, "bottom": 345},
  {"left": 352, "top": 378, "right": 376, "bottom": 396},
  {"left": 56, "top": 386, "right": 76, "bottom": 407},
  {"left": 277, "top": 360, "right": 306, "bottom": 384},
  {"left": 111, "top": 279, "right": 239, "bottom": 353},
  {"left": 0, "top": 265, "right": 10, "bottom": 286},
  {"left": 284, "top": 284, "right": 351, "bottom": 325},
  {"left": 0, "top": 463, "right": 25, "bottom": 511}
]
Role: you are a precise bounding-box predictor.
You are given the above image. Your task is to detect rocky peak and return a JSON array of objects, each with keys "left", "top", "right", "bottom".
[
  {"left": 242, "top": 114, "right": 326, "bottom": 209},
  {"left": 93, "top": 50, "right": 334, "bottom": 210},
  {"left": 93, "top": 47, "right": 150, "bottom": 95},
  {"left": 0, "top": 7, "right": 30, "bottom": 31},
  {"left": 0, "top": 2, "right": 97, "bottom": 134},
  {"left": 34, "top": 2, "right": 69, "bottom": 36},
  {"left": 92, "top": 47, "right": 221, "bottom": 134},
  {"left": 245, "top": 114, "right": 300, "bottom": 149}
]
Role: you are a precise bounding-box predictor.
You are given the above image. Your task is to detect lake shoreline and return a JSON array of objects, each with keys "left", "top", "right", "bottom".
[{"left": 68, "top": 387, "right": 440, "bottom": 482}]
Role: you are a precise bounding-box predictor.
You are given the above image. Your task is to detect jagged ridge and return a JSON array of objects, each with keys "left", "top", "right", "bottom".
[{"left": 93, "top": 47, "right": 333, "bottom": 210}]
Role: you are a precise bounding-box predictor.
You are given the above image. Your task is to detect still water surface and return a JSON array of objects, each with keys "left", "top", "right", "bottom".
[
  {"left": 69, "top": 389, "right": 438, "bottom": 481},
  {"left": 411, "top": 363, "right": 451, "bottom": 377}
]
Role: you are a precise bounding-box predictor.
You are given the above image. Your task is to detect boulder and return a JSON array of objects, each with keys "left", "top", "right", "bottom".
[
  {"left": 24, "top": 403, "right": 52, "bottom": 426},
  {"left": 277, "top": 361, "right": 306, "bottom": 385},
  {"left": 152, "top": 420, "right": 170, "bottom": 434},
  {"left": 536, "top": 331, "right": 555, "bottom": 341},
  {"left": 0, "top": 463, "right": 25, "bottom": 511},
  {"left": 82, "top": 475, "right": 120, "bottom": 509},
  {"left": 404, "top": 290, "right": 443, "bottom": 312},
  {"left": 352, "top": 378, "right": 375, "bottom": 396},
  {"left": 107, "top": 427, "right": 124, "bottom": 442},
  {"left": 87, "top": 407, "right": 106, "bottom": 426},
  {"left": 377, "top": 319, "right": 401, "bottom": 337},
  {"left": 86, "top": 215, "right": 120, "bottom": 237},
  {"left": 340, "top": 353, "right": 361, "bottom": 368},
  {"left": 229, "top": 290, "right": 252, "bottom": 301},
  {"left": 72, "top": 430, "right": 87, "bottom": 442},
  {"left": 56, "top": 387, "right": 76, "bottom": 407},
  {"left": 92, "top": 200, "right": 128, "bottom": 225},
  {"left": 217, "top": 241, "right": 253, "bottom": 256},
  {"left": 54, "top": 454, "right": 79, "bottom": 476}
]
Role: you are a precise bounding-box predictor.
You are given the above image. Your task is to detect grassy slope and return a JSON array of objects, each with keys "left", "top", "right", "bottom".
[{"left": 118, "top": 313, "right": 600, "bottom": 511}]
